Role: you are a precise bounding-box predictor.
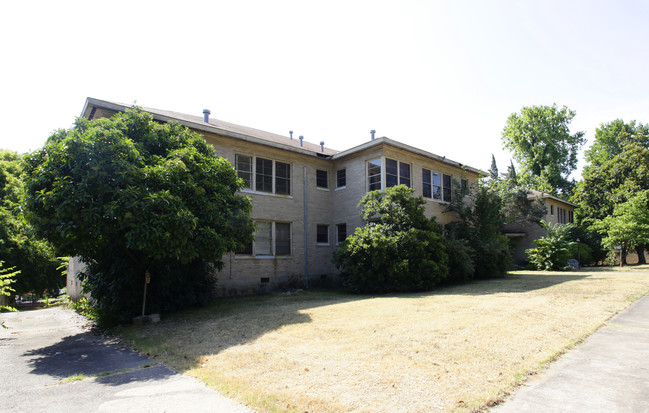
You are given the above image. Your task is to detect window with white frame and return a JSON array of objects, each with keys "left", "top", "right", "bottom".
[
  {"left": 236, "top": 221, "right": 291, "bottom": 256},
  {"left": 386, "top": 158, "right": 410, "bottom": 188},
  {"left": 316, "top": 224, "right": 329, "bottom": 244},
  {"left": 235, "top": 154, "right": 253, "bottom": 189},
  {"left": 442, "top": 174, "right": 452, "bottom": 202},
  {"left": 235, "top": 154, "right": 291, "bottom": 195},
  {"left": 336, "top": 223, "right": 347, "bottom": 244},
  {"left": 422, "top": 168, "right": 451, "bottom": 202},
  {"left": 336, "top": 168, "right": 346, "bottom": 188},
  {"left": 368, "top": 158, "right": 382, "bottom": 191}
]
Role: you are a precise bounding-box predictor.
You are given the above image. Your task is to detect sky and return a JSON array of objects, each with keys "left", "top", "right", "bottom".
[{"left": 1, "top": 0, "right": 648, "bottom": 178}]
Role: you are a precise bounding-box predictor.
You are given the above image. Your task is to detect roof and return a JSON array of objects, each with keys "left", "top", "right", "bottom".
[
  {"left": 81, "top": 97, "right": 483, "bottom": 174},
  {"left": 82, "top": 98, "right": 339, "bottom": 157},
  {"left": 528, "top": 190, "right": 578, "bottom": 208}
]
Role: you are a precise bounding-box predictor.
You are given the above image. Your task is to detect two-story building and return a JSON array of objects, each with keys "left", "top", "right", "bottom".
[
  {"left": 68, "top": 97, "right": 483, "bottom": 298},
  {"left": 503, "top": 190, "right": 577, "bottom": 265}
]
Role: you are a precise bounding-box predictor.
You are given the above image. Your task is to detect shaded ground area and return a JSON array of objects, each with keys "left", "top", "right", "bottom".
[
  {"left": 0, "top": 307, "right": 251, "bottom": 413},
  {"left": 119, "top": 267, "right": 649, "bottom": 412}
]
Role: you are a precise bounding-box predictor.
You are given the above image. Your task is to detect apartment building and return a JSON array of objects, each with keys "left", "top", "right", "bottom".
[{"left": 69, "top": 98, "right": 482, "bottom": 297}]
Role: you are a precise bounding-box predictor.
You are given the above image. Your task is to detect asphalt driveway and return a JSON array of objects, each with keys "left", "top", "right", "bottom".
[{"left": 0, "top": 307, "right": 252, "bottom": 413}]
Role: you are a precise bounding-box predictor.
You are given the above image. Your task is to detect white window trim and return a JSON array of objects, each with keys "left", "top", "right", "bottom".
[
  {"left": 234, "top": 220, "right": 292, "bottom": 258},
  {"left": 367, "top": 156, "right": 413, "bottom": 193},
  {"left": 235, "top": 154, "right": 293, "bottom": 198},
  {"left": 422, "top": 169, "right": 452, "bottom": 204},
  {"left": 316, "top": 224, "right": 330, "bottom": 246},
  {"left": 335, "top": 223, "right": 347, "bottom": 245}
]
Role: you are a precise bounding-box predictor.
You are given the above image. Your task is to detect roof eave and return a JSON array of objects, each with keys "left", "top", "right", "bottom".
[{"left": 83, "top": 98, "right": 335, "bottom": 159}]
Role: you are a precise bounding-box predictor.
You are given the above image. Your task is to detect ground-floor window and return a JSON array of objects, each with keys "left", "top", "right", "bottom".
[
  {"left": 317, "top": 224, "right": 329, "bottom": 245},
  {"left": 336, "top": 223, "right": 347, "bottom": 244},
  {"left": 237, "top": 221, "right": 291, "bottom": 256}
]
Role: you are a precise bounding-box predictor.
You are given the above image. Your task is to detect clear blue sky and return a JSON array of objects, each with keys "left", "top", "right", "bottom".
[{"left": 1, "top": 0, "right": 648, "bottom": 178}]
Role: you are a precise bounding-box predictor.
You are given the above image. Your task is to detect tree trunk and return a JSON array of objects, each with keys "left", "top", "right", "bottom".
[
  {"left": 620, "top": 247, "right": 627, "bottom": 267},
  {"left": 636, "top": 245, "right": 647, "bottom": 265}
]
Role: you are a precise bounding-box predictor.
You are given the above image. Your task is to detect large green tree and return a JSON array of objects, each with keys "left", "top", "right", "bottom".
[
  {"left": 501, "top": 104, "right": 585, "bottom": 196},
  {"left": 594, "top": 190, "right": 649, "bottom": 267},
  {"left": 22, "top": 108, "right": 254, "bottom": 323},
  {"left": 0, "top": 150, "right": 62, "bottom": 297},
  {"left": 572, "top": 119, "right": 649, "bottom": 263}
]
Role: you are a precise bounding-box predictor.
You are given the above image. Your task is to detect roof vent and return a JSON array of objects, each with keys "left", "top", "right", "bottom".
[
  {"left": 289, "top": 130, "right": 293, "bottom": 140},
  {"left": 299, "top": 135, "right": 304, "bottom": 147},
  {"left": 320, "top": 141, "right": 325, "bottom": 152},
  {"left": 203, "top": 109, "right": 211, "bottom": 123},
  {"left": 371, "top": 129, "right": 376, "bottom": 140}
]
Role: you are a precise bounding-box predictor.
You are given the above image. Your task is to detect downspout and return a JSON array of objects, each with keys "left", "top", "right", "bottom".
[{"left": 303, "top": 166, "right": 309, "bottom": 288}]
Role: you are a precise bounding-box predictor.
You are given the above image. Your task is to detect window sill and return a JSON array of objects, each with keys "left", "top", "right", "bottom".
[
  {"left": 234, "top": 255, "right": 293, "bottom": 260},
  {"left": 316, "top": 187, "right": 330, "bottom": 191},
  {"left": 316, "top": 243, "right": 331, "bottom": 247},
  {"left": 239, "top": 188, "right": 293, "bottom": 199},
  {"left": 335, "top": 186, "right": 346, "bottom": 191}
]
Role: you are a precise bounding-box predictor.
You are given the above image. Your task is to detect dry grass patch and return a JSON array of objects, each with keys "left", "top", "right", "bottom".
[{"left": 119, "top": 266, "right": 649, "bottom": 412}]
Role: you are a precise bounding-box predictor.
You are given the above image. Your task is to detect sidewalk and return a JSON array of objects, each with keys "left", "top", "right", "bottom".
[
  {"left": 0, "top": 307, "right": 253, "bottom": 413},
  {"left": 491, "top": 295, "right": 649, "bottom": 412}
]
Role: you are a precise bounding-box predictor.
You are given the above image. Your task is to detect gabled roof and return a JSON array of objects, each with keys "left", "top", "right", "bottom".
[
  {"left": 528, "top": 190, "right": 578, "bottom": 208},
  {"left": 81, "top": 97, "right": 483, "bottom": 174},
  {"left": 82, "top": 98, "right": 339, "bottom": 157}
]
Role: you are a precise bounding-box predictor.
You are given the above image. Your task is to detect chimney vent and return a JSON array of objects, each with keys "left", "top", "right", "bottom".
[
  {"left": 320, "top": 141, "right": 325, "bottom": 152},
  {"left": 203, "top": 109, "right": 211, "bottom": 123},
  {"left": 370, "top": 129, "right": 376, "bottom": 140},
  {"left": 299, "top": 135, "right": 304, "bottom": 147},
  {"left": 289, "top": 130, "right": 293, "bottom": 140}
]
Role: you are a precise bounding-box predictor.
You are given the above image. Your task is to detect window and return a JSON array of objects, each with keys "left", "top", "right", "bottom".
[
  {"left": 275, "top": 161, "right": 291, "bottom": 195},
  {"left": 550, "top": 205, "right": 554, "bottom": 215},
  {"left": 255, "top": 158, "right": 273, "bottom": 193},
  {"left": 236, "top": 154, "right": 291, "bottom": 195},
  {"left": 461, "top": 179, "right": 468, "bottom": 191},
  {"left": 558, "top": 207, "right": 567, "bottom": 224},
  {"left": 422, "top": 169, "right": 445, "bottom": 201},
  {"left": 235, "top": 155, "right": 253, "bottom": 189},
  {"left": 236, "top": 221, "right": 291, "bottom": 256},
  {"left": 275, "top": 222, "right": 291, "bottom": 255},
  {"left": 337, "top": 169, "right": 346, "bottom": 188},
  {"left": 316, "top": 169, "right": 328, "bottom": 188},
  {"left": 255, "top": 221, "right": 273, "bottom": 255},
  {"left": 368, "top": 158, "right": 382, "bottom": 191},
  {"left": 442, "top": 174, "right": 452, "bottom": 202},
  {"left": 385, "top": 158, "right": 410, "bottom": 188},
  {"left": 422, "top": 169, "right": 432, "bottom": 198},
  {"left": 568, "top": 210, "right": 574, "bottom": 224},
  {"left": 336, "top": 223, "right": 347, "bottom": 244},
  {"left": 317, "top": 224, "right": 329, "bottom": 244}
]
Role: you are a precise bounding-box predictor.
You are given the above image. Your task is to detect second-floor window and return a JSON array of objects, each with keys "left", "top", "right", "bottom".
[
  {"left": 422, "top": 168, "right": 452, "bottom": 202},
  {"left": 316, "top": 169, "right": 328, "bottom": 188},
  {"left": 235, "top": 154, "right": 291, "bottom": 195},
  {"left": 337, "top": 168, "right": 346, "bottom": 188},
  {"left": 368, "top": 158, "right": 382, "bottom": 191},
  {"left": 386, "top": 158, "right": 410, "bottom": 187}
]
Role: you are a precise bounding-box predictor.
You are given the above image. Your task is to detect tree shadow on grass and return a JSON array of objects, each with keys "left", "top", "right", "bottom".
[
  {"left": 117, "top": 271, "right": 606, "bottom": 373},
  {"left": 23, "top": 332, "right": 174, "bottom": 385},
  {"left": 432, "top": 271, "right": 591, "bottom": 296}
]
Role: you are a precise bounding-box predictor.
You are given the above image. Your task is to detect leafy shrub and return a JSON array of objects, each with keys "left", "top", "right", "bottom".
[
  {"left": 334, "top": 224, "right": 448, "bottom": 293},
  {"left": 333, "top": 186, "right": 449, "bottom": 294},
  {"left": 527, "top": 221, "right": 575, "bottom": 270},
  {"left": 444, "top": 237, "right": 475, "bottom": 283},
  {"left": 446, "top": 182, "right": 512, "bottom": 279}
]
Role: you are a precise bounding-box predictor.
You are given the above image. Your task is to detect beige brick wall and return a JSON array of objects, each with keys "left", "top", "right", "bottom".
[{"left": 194, "top": 133, "right": 480, "bottom": 294}]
